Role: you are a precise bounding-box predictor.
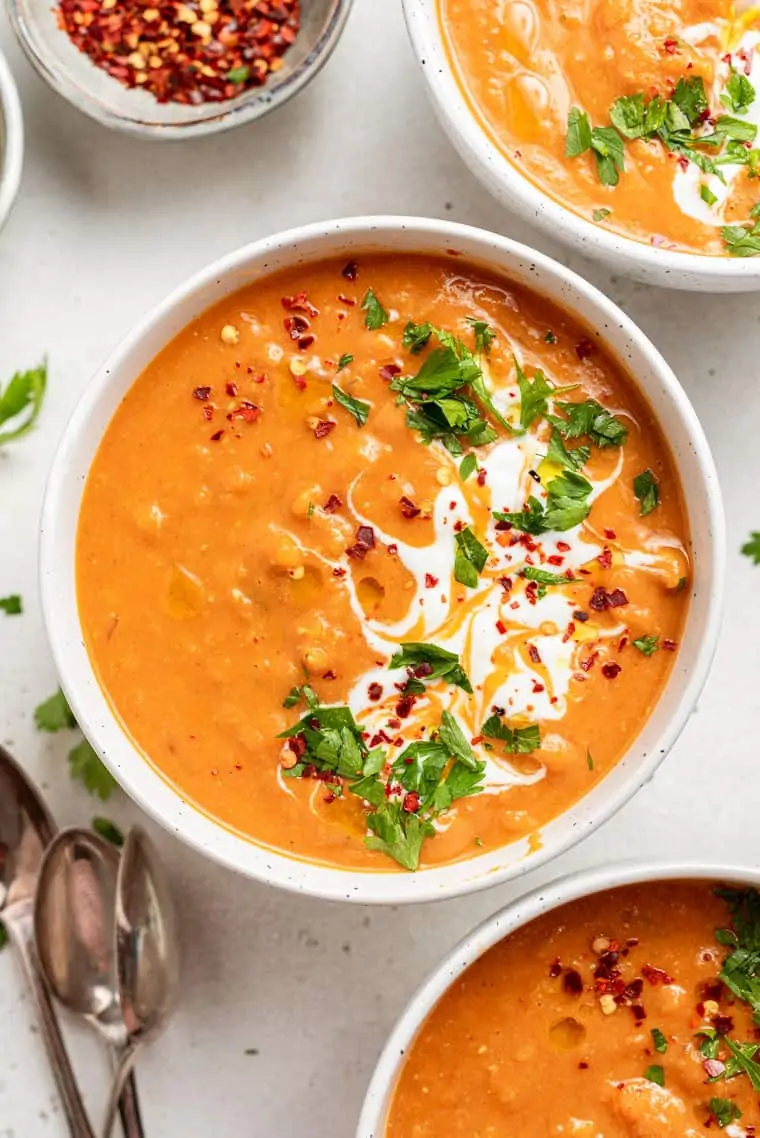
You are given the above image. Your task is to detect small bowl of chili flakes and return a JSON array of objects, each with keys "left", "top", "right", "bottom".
[{"left": 5, "top": 0, "right": 352, "bottom": 139}]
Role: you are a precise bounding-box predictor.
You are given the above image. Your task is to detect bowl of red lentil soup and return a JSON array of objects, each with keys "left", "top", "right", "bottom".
[
  {"left": 0, "top": 50, "right": 23, "bottom": 232},
  {"left": 358, "top": 861, "right": 760, "bottom": 1137},
  {"left": 5, "top": 0, "right": 352, "bottom": 138},
  {"left": 40, "top": 216, "right": 723, "bottom": 904}
]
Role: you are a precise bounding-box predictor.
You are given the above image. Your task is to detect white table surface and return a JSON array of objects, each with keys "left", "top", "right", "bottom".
[{"left": 1, "top": 0, "right": 759, "bottom": 1133}]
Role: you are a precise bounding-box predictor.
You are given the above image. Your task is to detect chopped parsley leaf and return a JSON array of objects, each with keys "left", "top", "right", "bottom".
[
  {"left": 586, "top": 748, "right": 594, "bottom": 771},
  {"left": 34, "top": 687, "right": 77, "bottom": 732},
  {"left": 0, "top": 924, "right": 6, "bottom": 951},
  {"left": 590, "top": 125, "right": 626, "bottom": 186},
  {"left": 459, "top": 453, "right": 478, "bottom": 481},
  {"left": 544, "top": 331, "right": 558, "bottom": 344},
  {"left": 550, "top": 399, "right": 628, "bottom": 448},
  {"left": 92, "top": 816, "right": 125, "bottom": 848},
  {"left": 709, "top": 1097, "right": 742, "bottom": 1128},
  {"left": 651, "top": 1027, "right": 668, "bottom": 1053},
  {"left": 307, "top": 502, "right": 315, "bottom": 519},
  {"left": 282, "top": 684, "right": 320, "bottom": 710},
  {"left": 227, "top": 65, "right": 250, "bottom": 84},
  {"left": 389, "top": 642, "right": 473, "bottom": 693},
  {"left": 565, "top": 106, "right": 592, "bottom": 157},
  {"left": 0, "top": 360, "right": 47, "bottom": 446},
  {"left": 336, "top": 353, "right": 354, "bottom": 372},
  {"left": 593, "top": 207, "right": 612, "bottom": 221},
  {"left": 332, "top": 383, "right": 370, "bottom": 427},
  {"left": 69, "top": 739, "right": 118, "bottom": 801},
  {"left": 361, "top": 289, "right": 390, "bottom": 330},
  {"left": 722, "top": 70, "right": 755, "bottom": 115},
  {"left": 454, "top": 526, "right": 488, "bottom": 588},
  {"left": 633, "top": 635, "right": 660, "bottom": 656},
  {"left": 468, "top": 318, "right": 496, "bottom": 355},
  {"left": 0, "top": 594, "right": 22, "bottom": 615},
  {"left": 482, "top": 713, "right": 541, "bottom": 754},
  {"left": 722, "top": 220, "right": 760, "bottom": 257},
  {"left": 520, "top": 566, "right": 573, "bottom": 599},
  {"left": 700, "top": 184, "right": 718, "bottom": 206},
  {"left": 741, "top": 532, "right": 760, "bottom": 564},
  {"left": 644, "top": 1064, "right": 665, "bottom": 1087},
  {"left": 633, "top": 469, "right": 660, "bottom": 516},
  {"left": 402, "top": 320, "right": 434, "bottom": 354},
  {"left": 723, "top": 1038, "right": 760, "bottom": 1090},
  {"left": 545, "top": 428, "right": 590, "bottom": 472},
  {"left": 516, "top": 359, "right": 555, "bottom": 430},
  {"left": 494, "top": 470, "right": 593, "bottom": 535}
]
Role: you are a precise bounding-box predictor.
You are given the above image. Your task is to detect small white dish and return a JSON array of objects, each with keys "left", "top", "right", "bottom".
[
  {"left": 0, "top": 49, "right": 23, "bottom": 232},
  {"left": 402, "top": 0, "right": 760, "bottom": 291},
  {"left": 5, "top": 0, "right": 352, "bottom": 139},
  {"left": 356, "top": 859, "right": 760, "bottom": 1137},
  {"left": 40, "top": 216, "right": 724, "bottom": 905}
]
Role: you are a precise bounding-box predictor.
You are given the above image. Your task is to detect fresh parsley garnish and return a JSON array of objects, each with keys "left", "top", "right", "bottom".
[
  {"left": 494, "top": 470, "right": 594, "bottom": 535},
  {"left": 521, "top": 566, "right": 573, "bottom": 598},
  {"left": 227, "top": 65, "right": 250, "bottom": 84},
  {"left": 468, "top": 318, "right": 496, "bottom": 355},
  {"left": 709, "top": 1097, "right": 742, "bottom": 1128},
  {"left": 459, "top": 453, "right": 478, "bottom": 481},
  {"left": 282, "top": 684, "right": 320, "bottom": 710},
  {"left": 454, "top": 526, "right": 488, "bottom": 588},
  {"left": 742, "top": 532, "right": 760, "bottom": 563},
  {"left": 34, "top": 687, "right": 77, "bottom": 732},
  {"left": 482, "top": 713, "right": 541, "bottom": 753},
  {"left": 361, "top": 289, "right": 390, "bottom": 330},
  {"left": 516, "top": 359, "right": 555, "bottom": 430},
  {"left": 633, "top": 635, "right": 659, "bottom": 656},
  {"left": 651, "top": 1027, "right": 668, "bottom": 1053},
  {"left": 722, "top": 70, "right": 756, "bottom": 116},
  {"left": 644, "top": 1064, "right": 665, "bottom": 1087},
  {"left": 586, "top": 748, "right": 594, "bottom": 770},
  {"left": 565, "top": 107, "right": 625, "bottom": 185},
  {"left": 633, "top": 469, "right": 660, "bottom": 516},
  {"left": 402, "top": 321, "right": 434, "bottom": 354},
  {"left": 545, "top": 429, "right": 590, "bottom": 472},
  {"left": 701, "top": 184, "right": 718, "bottom": 206},
  {"left": 593, "top": 207, "right": 611, "bottom": 222},
  {"left": 723, "top": 1038, "right": 760, "bottom": 1090},
  {"left": 0, "top": 361, "right": 47, "bottom": 446},
  {"left": 92, "top": 816, "right": 125, "bottom": 848},
  {"left": 0, "top": 594, "right": 22, "bottom": 615},
  {"left": 722, "top": 217, "right": 760, "bottom": 258},
  {"left": 549, "top": 400, "right": 628, "bottom": 448},
  {"left": 389, "top": 642, "right": 473, "bottom": 693},
  {"left": 332, "top": 383, "right": 370, "bottom": 427},
  {"left": 336, "top": 353, "right": 353, "bottom": 372}
]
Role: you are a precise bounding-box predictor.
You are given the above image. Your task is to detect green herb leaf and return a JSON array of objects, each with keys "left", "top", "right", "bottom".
[
  {"left": 389, "top": 643, "right": 473, "bottom": 693},
  {"left": 633, "top": 635, "right": 660, "bottom": 656},
  {"left": 454, "top": 526, "right": 488, "bottom": 588},
  {"left": 700, "top": 184, "right": 718, "bottom": 206},
  {"left": 723, "top": 1038, "right": 760, "bottom": 1090},
  {"left": 361, "top": 289, "right": 390, "bottom": 330},
  {"left": 402, "top": 321, "right": 434, "bottom": 354},
  {"left": 468, "top": 318, "right": 496, "bottom": 355},
  {"left": 34, "top": 688, "right": 77, "bottom": 732},
  {"left": 651, "top": 1028, "right": 668, "bottom": 1053},
  {"left": 0, "top": 361, "right": 47, "bottom": 446},
  {"left": 282, "top": 684, "right": 320, "bottom": 711},
  {"left": 92, "top": 816, "right": 125, "bottom": 847},
  {"left": 494, "top": 496, "right": 548, "bottom": 536},
  {"left": 545, "top": 429, "right": 590, "bottom": 472},
  {"left": 709, "top": 1097, "right": 743, "bottom": 1128},
  {"left": 69, "top": 739, "right": 117, "bottom": 800},
  {"left": 336, "top": 353, "right": 354, "bottom": 372},
  {"left": 722, "top": 222, "right": 760, "bottom": 257},
  {"left": 227, "top": 64, "right": 250, "bottom": 83},
  {"left": 551, "top": 399, "right": 628, "bottom": 448},
  {"left": 586, "top": 748, "right": 594, "bottom": 770},
  {"left": 365, "top": 801, "right": 432, "bottom": 870},
  {"left": 742, "top": 532, "right": 760, "bottom": 563},
  {"left": 672, "top": 75, "right": 709, "bottom": 125},
  {"left": 332, "top": 383, "right": 370, "bottom": 427},
  {"left": 459, "top": 453, "right": 478, "bottom": 481},
  {"left": 544, "top": 469, "right": 594, "bottom": 531},
  {"left": 482, "top": 713, "right": 541, "bottom": 754},
  {"left": 565, "top": 107, "right": 592, "bottom": 157},
  {"left": 593, "top": 207, "right": 612, "bottom": 221},
  {"left": 722, "top": 70, "right": 756, "bottom": 115},
  {"left": 516, "top": 359, "right": 554, "bottom": 430},
  {"left": 521, "top": 566, "right": 573, "bottom": 590},
  {"left": 590, "top": 126, "right": 626, "bottom": 186},
  {"left": 0, "top": 594, "right": 22, "bottom": 615},
  {"left": 644, "top": 1064, "right": 665, "bottom": 1087},
  {"left": 544, "top": 331, "right": 558, "bottom": 344},
  {"left": 633, "top": 469, "right": 660, "bottom": 516}
]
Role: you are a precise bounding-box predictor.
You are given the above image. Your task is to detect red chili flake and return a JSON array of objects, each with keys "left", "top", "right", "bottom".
[
  {"left": 547, "top": 554, "right": 564, "bottom": 567},
  {"left": 525, "top": 581, "right": 539, "bottom": 605},
  {"left": 579, "top": 1061, "right": 589, "bottom": 1070},
  {"left": 532, "top": 680, "right": 545, "bottom": 693},
  {"left": 298, "top": 334, "right": 315, "bottom": 352},
  {"left": 368, "top": 682, "right": 383, "bottom": 702},
  {"left": 337, "top": 294, "right": 356, "bottom": 307},
  {"left": 332, "top": 567, "right": 346, "bottom": 578},
  {"left": 575, "top": 339, "right": 595, "bottom": 360},
  {"left": 210, "top": 429, "right": 225, "bottom": 442},
  {"left": 556, "top": 541, "right": 571, "bottom": 552},
  {"left": 281, "top": 292, "right": 319, "bottom": 318},
  {"left": 202, "top": 405, "right": 214, "bottom": 422},
  {"left": 425, "top": 573, "right": 439, "bottom": 589},
  {"left": 476, "top": 468, "right": 487, "bottom": 487},
  {"left": 228, "top": 401, "right": 261, "bottom": 423},
  {"left": 413, "top": 662, "right": 433, "bottom": 679},
  {"left": 193, "top": 386, "right": 212, "bottom": 401},
  {"left": 562, "top": 622, "right": 576, "bottom": 643},
  {"left": 399, "top": 496, "right": 421, "bottom": 519},
  {"left": 662, "top": 639, "right": 677, "bottom": 651},
  {"left": 574, "top": 610, "right": 589, "bottom": 622},
  {"left": 379, "top": 364, "right": 401, "bottom": 382},
  {"left": 324, "top": 493, "right": 343, "bottom": 513},
  {"left": 549, "top": 958, "right": 562, "bottom": 978},
  {"left": 590, "top": 586, "right": 628, "bottom": 611},
  {"left": 292, "top": 373, "right": 307, "bottom": 392},
  {"left": 580, "top": 653, "right": 597, "bottom": 673},
  {"left": 563, "top": 969, "right": 584, "bottom": 995},
  {"left": 597, "top": 547, "right": 613, "bottom": 569},
  {"left": 703, "top": 1058, "right": 726, "bottom": 1079},
  {"left": 225, "top": 381, "right": 238, "bottom": 397},
  {"left": 662, "top": 37, "right": 679, "bottom": 53},
  {"left": 602, "top": 662, "right": 622, "bottom": 679},
  {"left": 57, "top": 0, "right": 303, "bottom": 106},
  {"left": 496, "top": 620, "right": 507, "bottom": 635},
  {"left": 288, "top": 735, "right": 306, "bottom": 760},
  {"left": 322, "top": 670, "right": 336, "bottom": 681},
  {"left": 632, "top": 1005, "right": 647, "bottom": 1022},
  {"left": 396, "top": 694, "right": 416, "bottom": 719},
  {"left": 387, "top": 544, "right": 398, "bottom": 556},
  {"left": 356, "top": 525, "right": 375, "bottom": 549},
  {"left": 528, "top": 644, "right": 541, "bottom": 664},
  {"left": 324, "top": 792, "right": 336, "bottom": 804},
  {"left": 713, "top": 1014, "right": 734, "bottom": 1036},
  {"left": 604, "top": 528, "right": 616, "bottom": 541},
  {"left": 313, "top": 419, "right": 335, "bottom": 440},
  {"left": 499, "top": 576, "right": 512, "bottom": 592},
  {"left": 641, "top": 963, "right": 674, "bottom": 986},
  {"left": 284, "top": 314, "right": 310, "bottom": 340},
  {"left": 403, "top": 791, "right": 421, "bottom": 814},
  {"left": 342, "top": 261, "right": 358, "bottom": 281}
]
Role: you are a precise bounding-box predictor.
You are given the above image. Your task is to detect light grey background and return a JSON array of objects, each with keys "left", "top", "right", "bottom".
[{"left": 0, "top": 0, "right": 757, "bottom": 1134}]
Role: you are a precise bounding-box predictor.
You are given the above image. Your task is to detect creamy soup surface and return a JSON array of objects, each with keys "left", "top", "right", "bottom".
[
  {"left": 439, "top": 0, "right": 760, "bottom": 255},
  {"left": 77, "top": 253, "right": 689, "bottom": 872},
  {"left": 386, "top": 881, "right": 760, "bottom": 1136}
]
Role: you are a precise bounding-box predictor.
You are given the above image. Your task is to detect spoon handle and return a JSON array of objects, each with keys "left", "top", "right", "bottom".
[
  {"left": 4, "top": 901, "right": 96, "bottom": 1138},
  {"left": 102, "top": 1046, "right": 139, "bottom": 1138},
  {"left": 116, "top": 1069, "right": 144, "bottom": 1137}
]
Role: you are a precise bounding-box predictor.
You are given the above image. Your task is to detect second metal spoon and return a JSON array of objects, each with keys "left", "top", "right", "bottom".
[{"left": 34, "top": 827, "right": 144, "bottom": 1138}]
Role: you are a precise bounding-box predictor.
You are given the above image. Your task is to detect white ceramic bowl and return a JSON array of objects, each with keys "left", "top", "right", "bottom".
[
  {"left": 0, "top": 49, "right": 23, "bottom": 232},
  {"left": 6, "top": 0, "right": 352, "bottom": 139},
  {"left": 357, "top": 858, "right": 760, "bottom": 1137},
  {"left": 40, "top": 216, "right": 724, "bottom": 904},
  {"left": 402, "top": 0, "right": 760, "bottom": 292}
]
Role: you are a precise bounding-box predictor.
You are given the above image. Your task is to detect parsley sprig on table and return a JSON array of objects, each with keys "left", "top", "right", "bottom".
[
  {"left": 279, "top": 692, "right": 486, "bottom": 870},
  {"left": 34, "top": 687, "right": 118, "bottom": 800},
  {"left": 0, "top": 360, "right": 47, "bottom": 446}
]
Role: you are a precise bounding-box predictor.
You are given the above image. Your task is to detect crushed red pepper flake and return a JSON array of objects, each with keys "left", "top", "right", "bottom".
[
  {"left": 209, "top": 429, "right": 224, "bottom": 441},
  {"left": 575, "top": 339, "right": 596, "bottom": 360},
  {"left": 367, "top": 682, "right": 383, "bottom": 702},
  {"left": 227, "top": 401, "right": 260, "bottom": 423},
  {"left": 202, "top": 405, "right": 214, "bottom": 421},
  {"left": 424, "top": 573, "right": 439, "bottom": 589},
  {"left": 662, "top": 639, "right": 677, "bottom": 651},
  {"left": 601, "top": 662, "right": 622, "bottom": 679},
  {"left": 225, "top": 381, "right": 238, "bottom": 397},
  {"left": 313, "top": 419, "right": 335, "bottom": 439},
  {"left": 590, "top": 586, "right": 628, "bottom": 611},
  {"left": 379, "top": 364, "right": 401, "bottom": 382},
  {"left": 597, "top": 547, "right": 613, "bottom": 569},
  {"left": 399, "top": 496, "right": 422, "bottom": 519},
  {"left": 341, "top": 261, "right": 358, "bottom": 281},
  {"left": 56, "top": 0, "right": 302, "bottom": 106},
  {"left": 281, "top": 292, "right": 318, "bottom": 317},
  {"left": 323, "top": 493, "right": 343, "bottom": 513},
  {"left": 193, "top": 385, "right": 211, "bottom": 401},
  {"left": 641, "top": 963, "right": 674, "bottom": 986}
]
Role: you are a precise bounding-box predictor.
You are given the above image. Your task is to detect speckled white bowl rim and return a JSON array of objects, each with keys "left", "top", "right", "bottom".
[
  {"left": 0, "top": 50, "right": 23, "bottom": 231},
  {"left": 356, "top": 859, "right": 760, "bottom": 1137},
  {"left": 40, "top": 215, "right": 725, "bottom": 905},
  {"left": 402, "top": 0, "right": 760, "bottom": 292}
]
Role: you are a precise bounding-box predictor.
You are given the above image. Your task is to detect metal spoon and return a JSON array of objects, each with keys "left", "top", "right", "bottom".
[
  {"left": 34, "top": 827, "right": 144, "bottom": 1138},
  {"left": 0, "top": 746, "right": 95, "bottom": 1138},
  {"left": 102, "top": 825, "right": 179, "bottom": 1138}
]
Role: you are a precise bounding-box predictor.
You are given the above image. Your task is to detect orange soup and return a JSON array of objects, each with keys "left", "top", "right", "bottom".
[
  {"left": 77, "top": 253, "right": 689, "bottom": 872},
  {"left": 439, "top": 0, "right": 760, "bottom": 256},
  {"left": 386, "top": 881, "right": 760, "bottom": 1135}
]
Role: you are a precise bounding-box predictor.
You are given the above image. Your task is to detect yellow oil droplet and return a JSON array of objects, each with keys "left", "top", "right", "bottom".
[
  {"left": 549, "top": 1017, "right": 587, "bottom": 1051},
  {"left": 356, "top": 576, "right": 386, "bottom": 616},
  {"left": 167, "top": 564, "right": 204, "bottom": 619}
]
